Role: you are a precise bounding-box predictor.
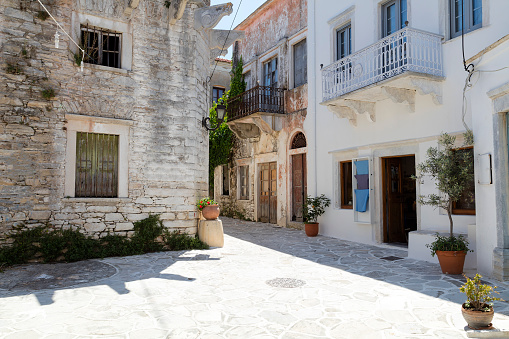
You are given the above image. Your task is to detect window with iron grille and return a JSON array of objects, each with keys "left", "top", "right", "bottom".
[
  {"left": 81, "top": 24, "right": 122, "bottom": 69},
  {"left": 239, "top": 165, "right": 249, "bottom": 200},
  {"left": 293, "top": 39, "right": 307, "bottom": 88},
  {"left": 450, "top": 0, "right": 482, "bottom": 38},
  {"left": 75, "top": 132, "right": 119, "bottom": 198},
  {"left": 213, "top": 87, "right": 225, "bottom": 103}
]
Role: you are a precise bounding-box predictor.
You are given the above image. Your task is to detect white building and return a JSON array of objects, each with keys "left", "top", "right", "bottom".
[{"left": 306, "top": 0, "right": 509, "bottom": 280}]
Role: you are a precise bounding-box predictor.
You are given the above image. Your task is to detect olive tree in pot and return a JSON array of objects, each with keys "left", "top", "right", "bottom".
[
  {"left": 460, "top": 273, "right": 502, "bottom": 329},
  {"left": 303, "top": 194, "right": 331, "bottom": 237},
  {"left": 414, "top": 132, "right": 474, "bottom": 274}
]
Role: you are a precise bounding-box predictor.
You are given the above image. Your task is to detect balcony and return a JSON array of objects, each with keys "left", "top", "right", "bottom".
[
  {"left": 226, "top": 85, "right": 286, "bottom": 139},
  {"left": 321, "top": 28, "right": 444, "bottom": 125}
]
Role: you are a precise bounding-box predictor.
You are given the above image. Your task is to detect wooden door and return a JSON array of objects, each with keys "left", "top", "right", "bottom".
[
  {"left": 383, "top": 158, "right": 406, "bottom": 243},
  {"left": 259, "top": 162, "right": 277, "bottom": 224},
  {"left": 292, "top": 154, "right": 307, "bottom": 222}
]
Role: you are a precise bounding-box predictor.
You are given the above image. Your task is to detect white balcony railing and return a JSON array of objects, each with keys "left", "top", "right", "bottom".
[{"left": 322, "top": 28, "right": 443, "bottom": 102}]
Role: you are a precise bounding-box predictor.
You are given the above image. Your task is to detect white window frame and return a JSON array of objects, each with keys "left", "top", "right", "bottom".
[
  {"left": 328, "top": 6, "right": 355, "bottom": 64},
  {"left": 72, "top": 12, "right": 133, "bottom": 71},
  {"left": 336, "top": 24, "right": 352, "bottom": 61},
  {"left": 65, "top": 114, "right": 131, "bottom": 198}
]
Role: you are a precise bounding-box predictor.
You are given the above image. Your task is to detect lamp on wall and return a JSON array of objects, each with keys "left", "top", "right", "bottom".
[{"left": 202, "top": 104, "right": 226, "bottom": 131}]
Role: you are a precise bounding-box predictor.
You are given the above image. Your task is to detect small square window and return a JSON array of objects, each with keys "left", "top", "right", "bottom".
[{"left": 81, "top": 24, "right": 122, "bottom": 69}]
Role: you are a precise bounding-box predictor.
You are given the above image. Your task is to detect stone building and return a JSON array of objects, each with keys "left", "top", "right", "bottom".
[
  {"left": 0, "top": 0, "right": 242, "bottom": 240},
  {"left": 214, "top": 0, "right": 308, "bottom": 227}
]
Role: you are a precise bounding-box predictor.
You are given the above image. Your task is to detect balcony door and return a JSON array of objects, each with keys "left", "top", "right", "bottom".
[
  {"left": 259, "top": 162, "right": 277, "bottom": 224},
  {"left": 263, "top": 58, "right": 279, "bottom": 112},
  {"left": 381, "top": 0, "right": 408, "bottom": 76}
]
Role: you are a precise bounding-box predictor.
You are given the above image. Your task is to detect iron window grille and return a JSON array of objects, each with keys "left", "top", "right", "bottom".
[{"left": 81, "top": 24, "right": 122, "bottom": 69}]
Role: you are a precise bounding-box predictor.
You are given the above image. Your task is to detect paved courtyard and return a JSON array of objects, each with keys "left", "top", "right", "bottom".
[{"left": 1, "top": 217, "right": 509, "bottom": 338}]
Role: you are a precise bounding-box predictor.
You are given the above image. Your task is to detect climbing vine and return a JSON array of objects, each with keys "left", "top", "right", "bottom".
[{"left": 208, "top": 57, "right": 246, "bottom": 193}]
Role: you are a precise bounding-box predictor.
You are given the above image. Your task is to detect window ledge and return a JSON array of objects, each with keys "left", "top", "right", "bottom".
[
  {"left": 443, "top": 24, "right": 491, "bottom": 44},
  {"left": 85, "top": 63, "right": 129, "bottom": 74},
  {"left": 63, "top": 197, "right": 131, "bottom": 203}
]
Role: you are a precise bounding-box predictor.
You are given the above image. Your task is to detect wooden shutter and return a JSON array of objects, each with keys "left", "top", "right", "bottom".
[
  {"left": 75, "top": 132, "right": 119, "bottom": 197},
  {"left": 294, "top": 39, "right": 307, "bottom": 87}
]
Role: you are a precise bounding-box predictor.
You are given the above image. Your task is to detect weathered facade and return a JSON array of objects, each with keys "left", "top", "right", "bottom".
[
  {"left": 214, "top": 0, "right": 308, "bottom": 227},
  {"left": 210, "top": 57, "right": 231, "bottom": 104},
  {"left": 0, "top": 0, "right": 242, "bottom": 240}
]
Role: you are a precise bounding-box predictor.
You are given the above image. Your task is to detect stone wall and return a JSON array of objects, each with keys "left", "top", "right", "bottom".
[{"left": 0, "top": 0, "right": 214, "bottom": 240}]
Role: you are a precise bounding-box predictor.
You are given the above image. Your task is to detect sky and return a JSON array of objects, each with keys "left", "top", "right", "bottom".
[{"left": 210, "top": 0, "right": 267, "bottom": 59}]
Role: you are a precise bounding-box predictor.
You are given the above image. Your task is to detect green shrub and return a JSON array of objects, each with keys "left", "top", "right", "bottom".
[
  {"left": 164, "top": 230, "right": 209, "bottom": 251},
  {"left": 41, "top": 88, "right": 55, "bottom": 100}
]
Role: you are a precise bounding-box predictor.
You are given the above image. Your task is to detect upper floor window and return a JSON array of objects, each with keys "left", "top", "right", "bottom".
[
  {"left": 450, "top": 0, "right": 482, "bottom": 38},
  {"left": 244, "top": 71, "right": 252, "bottom": 90},
  {"left": 263, "top": 57, "right": 278, "bottom": 88},
  {"left": 293, "top": 39, "right": 307, "bottom": 88},
  {"left": 81, "top": 24, "right": 121, "bottom": 69},
  {"left": 213, "top": 86, "right": 225, "bottom": 103},
  {"left": 382, "top": 0, "right": 407, "bottom": 37},
  {"left": 336, "top": 25, "right": 352, "bottom": 60}
]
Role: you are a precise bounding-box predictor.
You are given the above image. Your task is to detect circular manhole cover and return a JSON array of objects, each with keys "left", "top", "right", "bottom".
[{"left": 266, "top": 278, "right": 305, "bottom": 288}]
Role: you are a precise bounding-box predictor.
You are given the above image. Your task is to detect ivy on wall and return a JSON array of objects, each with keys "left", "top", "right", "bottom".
[{"left": 208, "top": 57, "right": 246, "bottom": 193}]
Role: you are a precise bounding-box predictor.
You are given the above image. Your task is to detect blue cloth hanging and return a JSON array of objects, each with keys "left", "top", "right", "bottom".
[
  {"left": 355, "top": 160, "right": 369, "bottom": 175},
  {"left": 355, "top": 174, "right": 369, "bottom": 189},
  {"left": 355, "top": 189, "right": 369, "bottom": 212}
]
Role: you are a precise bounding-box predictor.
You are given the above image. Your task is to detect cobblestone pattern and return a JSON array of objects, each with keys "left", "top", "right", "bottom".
[
  {"left": 0, "top": 0, "right": 210, "bottom": 240},
  {"left": 1, "top": 217, "right": 509, "bottom": 338}
]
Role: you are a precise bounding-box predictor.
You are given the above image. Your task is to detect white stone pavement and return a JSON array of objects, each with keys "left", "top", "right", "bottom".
[{"left": 1, "top": 217, "right": 509, "bottom": 338}]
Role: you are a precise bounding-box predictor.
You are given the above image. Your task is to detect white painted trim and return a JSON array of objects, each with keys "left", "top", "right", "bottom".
[
  {"left": 65, "top": 114, "right": 131, "bottom": 198},
  {"left": 328, "top": 5, "right": 355, "bottom": 63}
]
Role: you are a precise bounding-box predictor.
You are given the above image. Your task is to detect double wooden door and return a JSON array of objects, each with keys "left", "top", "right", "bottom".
[{"left": 259, "top": 162, "right": 277, "bottom": 224}]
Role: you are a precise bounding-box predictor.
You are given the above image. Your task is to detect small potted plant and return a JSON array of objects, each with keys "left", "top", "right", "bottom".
[
  {"left": 302, "top": 194, "right": 331, "bottom": 237},
  {"left": 460, "top": 273, "right": 502, "bottom": 329},
  {"left": 197, "top": 197, "right": 219, "bottom": 220},
  {"left": 414, "top": 132, "right": 474, "bottom": 274}
]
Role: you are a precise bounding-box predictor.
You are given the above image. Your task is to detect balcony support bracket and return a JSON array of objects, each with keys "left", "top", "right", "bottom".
[
  {"left": 327, "top": 105, "right": 358, "bottom": 126},
  {"left": 410, "top": 78, "right": 443, "bottom": 105},
  {"left": 344, "top": 99, "right": 376, "bottom": 123},
  {"left": 382, "top": 87, "right": 416, "bottom": 113},
  {"left": 227, "top": 121, "right": 261, "bottom": 140}
]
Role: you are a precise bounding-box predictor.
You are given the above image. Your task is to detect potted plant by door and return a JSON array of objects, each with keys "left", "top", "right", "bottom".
[
  {"left": 460, "top": 273, "right": 502, "bottom": 329},
  {"left": 197, "top": 197, "right": 220, "bottom": 220},
  {"left": 302, "top": 194, "right": 331, "bottom": 237},
  {"left": 414, "top": 132, "right": 474, "bottom": 274}
]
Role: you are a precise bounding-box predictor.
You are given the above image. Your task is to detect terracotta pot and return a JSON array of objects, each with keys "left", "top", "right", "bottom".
[
  {"left": 305, "top": 223, "right": 319, "bottom": 237},
  {"left": 436, "top": 250, "right": 467, "bottom": 274},
  {"left": 461, "top": 303, "right": 494, "bottom": 329},
  {"left": 202, "top": 205, "right": 220, "bottom": 220}
]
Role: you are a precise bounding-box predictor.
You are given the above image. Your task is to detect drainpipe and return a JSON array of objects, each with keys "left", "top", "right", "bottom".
[{"left": 309, "top": 0, "right": 318, "bottom": 196}]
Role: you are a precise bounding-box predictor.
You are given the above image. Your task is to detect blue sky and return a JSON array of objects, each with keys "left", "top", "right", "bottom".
[{"left": 210, "top": 0, "right": 266, "bottom": 59}]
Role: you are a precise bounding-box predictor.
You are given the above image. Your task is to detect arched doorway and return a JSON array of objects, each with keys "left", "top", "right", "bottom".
[{"left": 290, "top": 132, "right": 307, "bottom": 222}]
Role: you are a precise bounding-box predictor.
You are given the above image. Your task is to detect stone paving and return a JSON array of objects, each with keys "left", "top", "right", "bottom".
[{"left": 1, "top": 217, "right": 509, "bottom": 338}]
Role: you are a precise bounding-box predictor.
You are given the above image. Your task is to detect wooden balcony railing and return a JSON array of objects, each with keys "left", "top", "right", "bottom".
[{"left": 226, "top": 85, "right": 285, "bottom": 122}]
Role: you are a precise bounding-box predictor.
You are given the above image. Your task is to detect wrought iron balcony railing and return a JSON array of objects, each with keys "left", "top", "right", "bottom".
[
  {"left": 226, "top": 85, "right": 285, "bottom": 122},
  {"left": 322, "top": 28, "right": 443, "bottom": 103}
]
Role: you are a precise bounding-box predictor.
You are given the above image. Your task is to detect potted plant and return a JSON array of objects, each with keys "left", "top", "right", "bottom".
[
  {"left": 460, "top": 273, "right": 502, "bottom": 329},
  {"left": 197, "top": 197, "right": 220, "bottom": 220},
  {"left": 414, "top": 132, "right": 474, "bottom": 274},
  {"left": 302, "top": 194, "right": 331, "bottom": 237}
]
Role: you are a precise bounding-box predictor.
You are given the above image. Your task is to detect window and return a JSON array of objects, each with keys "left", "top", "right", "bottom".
[
  {"left": 452, "top": 147, "right": 476, "bottom": 215},
  {"left": 340, "top": 161, "right": 353, "bottom": 209},
  {"left": 263, "top": 57, "right": 278, "bottom": 88},
  {"left": 81, "top": 24, "right": 122, "bottom": 69},
  {"left": 336, "top": 25, "right": 352, "bottom": 60},
  {"left": 293, "top": 39, "right": 307, "bottom": 88},
  {"left": 213, "top": 87, "right": 225, "bottom": 103},
  {"left": 222, "top": 164, "right": 229, "bottom": 196},
  {"left": 450, "top": 0, "right": 482, "bottom": 38},
  {"left": 239, "top": 165, "right": 249, "bottom": 200},
  {"left": 244, "top": 71, "right": 252, "bottom": 90},
  {"left": 382, "top": 0, "right": 407, "bottom": 37},
  {"left": 75, "top": 132, "right": 119, "bottom": 197}
]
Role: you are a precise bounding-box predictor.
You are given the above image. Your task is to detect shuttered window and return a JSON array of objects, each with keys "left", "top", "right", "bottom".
[
  {"left": 293, "top": 39, "right": 307, "bottom": 88},
  {"left": 75, "top": 132, "right": 119, "bottom": 198},
  {"left": 239, "top": 165, "right": 249, "bottom": 200}
]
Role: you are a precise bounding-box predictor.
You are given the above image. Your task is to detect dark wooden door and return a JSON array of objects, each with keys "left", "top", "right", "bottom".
[
  {"left": 292, "top": 154, "right": 307, "bottom": 222},
  {"left": 383, "top": 158, "right": 406, "bottom": 243},
  {"left": 259, "top": 162, "right": 277, "bottom": 224}
]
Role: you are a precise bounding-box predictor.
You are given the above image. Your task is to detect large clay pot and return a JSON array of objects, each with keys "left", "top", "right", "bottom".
[
  {"left": 462, "top": 303, "right": 494, "bottom": 329},
  {"left": 436, "top": 250, "right": 467, "bottom": 274},
  {"left": 202, "top": 204, "right": 220, "bottom": 220},
  {"left": 305, "top": 223, "right": 319, "bottom": 237}
]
